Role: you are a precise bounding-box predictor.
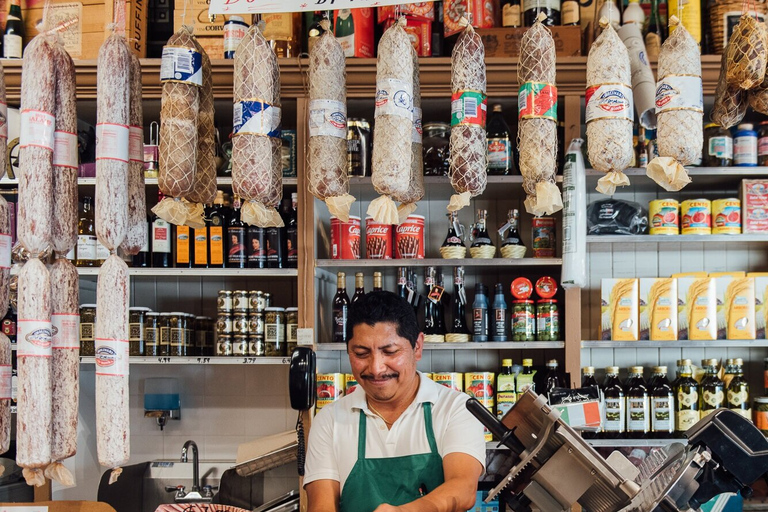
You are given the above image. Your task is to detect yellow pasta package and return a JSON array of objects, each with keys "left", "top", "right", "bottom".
[
  {"left": 715, "top": 276, "right": 756, "bottom": 340},
  {"left": 749, "top": 273, "right": 768, "bottom": 339},
  {"left": 639, "top": 278, "right": 678, "bottom": 341},
  {"left": 672, "top": 272, "right": 708, "bottom": 278},
  {"left": 709, "top": 271, "right": 746, "bottom": 278},
  {"left": 601, "top": 279, "right": 639, "bottom": 341},
  {"left": 678, "top": 277, "right": 717, "bottom": 341}
]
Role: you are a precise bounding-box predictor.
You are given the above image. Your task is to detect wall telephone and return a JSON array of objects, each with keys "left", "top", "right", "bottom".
[{"left": 289, "top": 347, "right": 316, "bottom": 477}]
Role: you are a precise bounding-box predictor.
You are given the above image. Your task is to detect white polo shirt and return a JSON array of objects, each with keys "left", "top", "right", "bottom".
[{"left": 304, "top": 371, "right": 486, "bottom": 491}]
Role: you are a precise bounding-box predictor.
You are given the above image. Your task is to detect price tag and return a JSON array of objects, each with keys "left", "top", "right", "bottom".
[
  {"left": 196, "top": 357, "right": 211, "bottom": 364},
  {"left": 156, "top": 357, "right": 171, "bottom": 364},
  {"left": 242, "top": 357, "right": 259, "bottom": 364},
  {"left": 297, "top": 328, "right": 314, "bottom": 346}
]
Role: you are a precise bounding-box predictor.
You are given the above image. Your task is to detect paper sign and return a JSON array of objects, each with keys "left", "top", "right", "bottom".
[
  {"left": 209, "top": 0, "right": 421, "bottom": 15},
  {"left": 297, "top": 328, "right": 314, "bottom": 346}
]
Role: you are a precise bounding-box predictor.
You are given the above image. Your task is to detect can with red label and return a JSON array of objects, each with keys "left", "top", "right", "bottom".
[
  {"left": 395, "top": 215, "right": 425, "bottom": 259},
  {"left": 330, "top": 216, "right": 361, "bottom": 259},
  {"left": 532, "top": 217, "right": 556, "bottom": 258},
  {"left": 365, "top": 217, "right": 393, "bottom": 259}
]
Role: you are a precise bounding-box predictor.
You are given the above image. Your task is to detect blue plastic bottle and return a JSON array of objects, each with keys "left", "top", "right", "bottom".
[
  {"left": 472, "top": 283, "right": 489, "bottom": 342},
  {"left": 734, "top": 123, "right": 758, "bottom": 166},
  {"left": 490, "top": 283, "right": 508, "bottom": 341}
]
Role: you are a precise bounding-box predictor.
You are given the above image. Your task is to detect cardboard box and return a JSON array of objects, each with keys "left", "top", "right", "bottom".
[
  {"left": 601, "top": 278, "right": 639, "bottom": 341},
  {"left": 384, "top": 16, "right": 431, "bottom": 56},
  {"left": 478, "top": 26, "right": 582, "bottom": 57},
  {"left": 332, "top": 8, "right": 374, "bottom": 58},
  {"left": 714, "top": 276, "right": 756, "bottom": 340},
  {"left": 741, "top": 179, "right": 768, "bottom": 233},
  {"left": 174, "top": 9, "right": 253, "bottom": 36},
  {"left": 750, "top": 273, "right": 768, "bottom": 339},
  {"left": 639, "top": 278, "right": 677, "bottom": 341},
  {"left": 378, "top": 2, "right": 435, "bottom": 22},
  {"left": 194, "top": 35, "right": 224, "bottom": 58},
  {"left": 678, "top": 277, "right": 717, "bottom": 341},
  {"left": 444, "top": 0, "right": 494, "bottom": 37}
]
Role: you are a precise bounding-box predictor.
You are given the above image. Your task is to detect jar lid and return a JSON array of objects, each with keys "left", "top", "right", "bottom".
[
  {"left": 170, "top": 312, "right": 186, "bottom": 316},
  {"left": 80, "top": 304, "right": 97, "bottom": 308},
  {"left": 218, "top": 290, "right": 232, "bottom": 295},
  {"left": 704, "top": 123, "right": 720, "bottom": 129},
  {"left": 737, "top": 123, "right": 754, "bottom": 131},
  {"left": 285, "top": 307, "right": 298, "bottom": 312},
  {"left": 510, "top": 277, "right": 533, "bottom": 299},
  {"left": 250, "top": 290, "right": 263, "bottom": 295},
  {"left": 502, "top": 358, "right": 513, "bottom": 366},
  {"left": 160, "top": 312, "right": 173, "bottom": 316},
  {"left": 129, "top": 307, "right": 152, "bottom": 312},
  {"left": 146, "top": 312, "right": 160, "bottom": 316},
  {"left": 522, "top": 358, "right": 533, "bottom": 365},
  {"left": 265, "top": 307, "right": 285, "bottom": 312},
  {"left": 537, "top": 299, "right": 557, "bottom": 304},
  {"left": 536, "top": 276, "right": 558, "bottom": 299},
  {"left": 233, "top": 290, "right": 248, "bottom": 294},
  {"left": 512, "top": 299, "right": 534, "bottom": 304},
  {"left": 195, "top": 316, "right": 207, "bottom": 320}
]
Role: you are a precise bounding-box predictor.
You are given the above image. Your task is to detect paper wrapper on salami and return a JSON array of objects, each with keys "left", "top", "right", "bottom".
[
  {"left": 232, "top": 23, "right": 284, "bottom": 228},
  {"left": 395, "top": 48, "right": 424, "bottom": 224},
  {"left": 307, "top": 22, "right": 355, "bottom": 222},
  {"left": 587, "top": 20, "right": 634, "bottom": 196},
  {"left": 618, "top": 23, "right": 657, "bottom": 129},
  {"left": 517, "top": 14, "right": 562, "bottom": 216},
  {"left": 648, "top": 16, "right": 701, "bottom": 191},
  {"left": 369, "top": 18, "right": 414, "bottom": 225},
  {"left": 725, "top": 13, "right": 767, "bottom": 89},
  {"left": 714, "top": 55, "right": 748, "bottom": 126}
]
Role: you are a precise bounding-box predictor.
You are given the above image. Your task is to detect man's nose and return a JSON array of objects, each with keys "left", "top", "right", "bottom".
[{"left": 369, "top": 352, "right": 387, "bottom": 375}]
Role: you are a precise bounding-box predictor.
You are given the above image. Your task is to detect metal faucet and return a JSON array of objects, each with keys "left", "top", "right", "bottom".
[
  {"left": 165, "top": 440, "right": 214, "bottom": 504},
  {"left": 181, "top": 440, "right": 200, "bottom": 492}
]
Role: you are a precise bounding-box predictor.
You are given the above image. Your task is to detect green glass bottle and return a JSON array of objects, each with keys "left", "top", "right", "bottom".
[{"left": 674, "top": 359, "right": 699, "bottom": 437}]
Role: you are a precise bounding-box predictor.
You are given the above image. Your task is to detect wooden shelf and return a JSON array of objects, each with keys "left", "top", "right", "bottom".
[
  {"left": 585, "top": 167, "right": 768, "bottom": 191},
  {"left": 11, "top": 267, "right": 298, "bottom": 277},
  {"left": 316, "top": 258, "right": 562, "bottom": 269},
  {"left": 586, "top": 235, "right": 768, "bottom": 244},
  {"left": 317, "top": 341, "right": 564, "bottom": 350},
  {"left": 582, "top": 340, "right": 768, "bottom": 348},
  {"left": 79, "top": 356, "right": 291, "bottom": 365},
  {"left": 0, "top": 177, "right": 299, "bottom": 187},
  {"left": 349, "top": 175, "right": 563, "bottom": 186}
]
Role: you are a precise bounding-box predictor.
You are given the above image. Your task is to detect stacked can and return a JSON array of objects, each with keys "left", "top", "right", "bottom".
[
  {"left": 465, "top": 372, "right": 495, "bottom": 441},
  {"left": 216, "top": 289, "right": 274, "bottom": 357}
]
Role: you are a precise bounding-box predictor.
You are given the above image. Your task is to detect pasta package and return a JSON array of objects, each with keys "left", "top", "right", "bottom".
[
  {"left": 714, "top": 276, "right": 756, "bottom": 340},
  {"left": 601, "top": 278, "right": 639, "bottom": 341},
  {"left": 639, "top": 278, "right": 677, "bottom": 341},
  {"left": 677, "top": 277, "right": 717, "bottom": 341},
  {"left": 750, "top": 273, "right": 768, "bottom": 339},
  {"left": 725, "top": 13, "right": 767, "bottom": 89}
]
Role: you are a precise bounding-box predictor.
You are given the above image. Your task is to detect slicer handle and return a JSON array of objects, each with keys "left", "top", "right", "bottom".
[{"left": 465, "top": 397, "right": 526, "bottom": 455}]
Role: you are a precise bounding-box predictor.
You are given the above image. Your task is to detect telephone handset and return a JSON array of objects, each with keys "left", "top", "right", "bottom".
[{"left": 289, "top": 347, "right": 316, "bottom": 477}]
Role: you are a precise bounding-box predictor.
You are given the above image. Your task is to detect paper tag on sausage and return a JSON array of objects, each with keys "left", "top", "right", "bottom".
[
  {"left": 0, "top": 101, "right": 8, "bottom": 141},
  {"left": 160, "top": 46, "right": 203, "bottom": 86},
  {"left": 375, "top": 78, "right": 414, "bottom": 120},
  {"left": 655, "top": 76, "right": 704, "bottom": 114},
  {"left": 53, "top": 131, "right": 79, "bottom": 169},
  {"left": 52, "top": 313, "right": 80, "bottom": 350},
  {"left": 20, "top": 110, "right": 55, "bottom": 151},
  {"left": 0, "top": 233, "right": 10, "bottom": 270},
  {"left": 585, "top": 84, "right": 634, "bottom": 123},
  {"left": 233, "top": 101, "right": 281, "bottom": 137},
  {"left": 412, "top": 106, "right": 423, "bottom": 144},
  {"left": 451, "top": 90, "right": 487, "bottom": 127},
  {"left": 96, "top": 123, "right": 130, "bottom": 162},
  {"left": 17, "top": 319, "right": 53, "bottom": 357},
  {"left": 94, "top": 338, "right": 130, "bottom": 377},
  {"left": 308, "top": 99, "right": 347, "bottom": 139},
  {"left": 0, "top": 365, "right": 10, "bottom": 399},
  {"left": 518, "top": 82, "right": 557, "bottom": 122},
  {"left": 129, "top": 126, "right": 144, "bottom": 163}
]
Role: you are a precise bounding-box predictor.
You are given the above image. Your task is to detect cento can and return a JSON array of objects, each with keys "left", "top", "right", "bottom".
[
  {"left": 681, "top": 199, "right": 712, "bottom": 235},
  {"left": 365, "top": 217, "right": 393, "bottom": 259},
  {"left": 330, "top": 216, "right": 361, "bottom": 259},
  {"left": 649, "top": 199, "right": 680, "bottom": 235},
  {"left": 316, "top": 373, "right": 346, "bottom": 410},
  {"left": 432, "top": 372, "right": 463, "bottom": 392},
  {"left": 345, "top": 374, "right": 359, "bottom": 395},
  {"left": 465, "top": 372, "right": 495, "bottom": 441},
  {"left": 395, "top": 215, "right": 425, "bottom": 259},
  {"left": 712, "top": 198, "right": 742, "bottom": 234}
]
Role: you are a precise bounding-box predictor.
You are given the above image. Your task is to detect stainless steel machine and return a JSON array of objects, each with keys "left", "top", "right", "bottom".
[{"left": 467, "top": 390, "right": 768, "bottom": 512}]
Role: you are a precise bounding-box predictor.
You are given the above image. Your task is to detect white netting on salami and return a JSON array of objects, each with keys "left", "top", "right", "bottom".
[
  {"left": 0, "top": 196, "right": 9, "bottom": 320},
  {"left": 307, "top": 24, "right": 355, "bottom": 222},
  {"left": 0, "top": 62, "right": 7, "bottom": 181},
  {"left": 369, "top": 19, "right": 413, "bottom": 225},
  {"left": 714, "top": 54, "right": 749, "bottom": 126},
  {"left": 395, "top": 48, "right": 424, "bottom": 223},
  {"left": 587, "top": 21, "right": 633, "bottom": 196},
  {"left": 725, "top": 13, "right": 768, "bottom": 89},
  {"left": 0, "top": 333, "right": 10, "bottom": 456},
  {"left": 516, "top": 14, "right": 562, "bottom": 216},
  {"left": 233, "top": 23, "right": 283, "bottom": 228},
  {"left": 186, "top": 43, "right": 217, "bottom": 211}
]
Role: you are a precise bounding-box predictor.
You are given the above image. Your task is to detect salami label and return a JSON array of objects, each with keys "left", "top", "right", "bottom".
[
  {"left": 0, "top": 365, "right": 10, "bottom": 399},
  {"left": 20, "top": 109, "right": 55, "bottom": 151},
  {"left": 451, "top": 90, "right": 487, "bottom": 127},
  {"left": 585, "top": 84, "right": 634, "bottom": 123},
  {"left": 655, "top": 76, "right": 704, "bottom": 114},
  {"left": 0, "top": 233, "right": 10, "bottom": 269},
  {"left": 233, "top": 100, "right": 281, "bottom": 138},
  {"left": 375, "top": 78, "right": 414, "bottom": 120},
  {"left": 53, "top": 131, "right": 79, "bottom": 169},
  {"left": 94, "top": 338, "right": 130, "bottom": 377},
  {"left": 160, "top": 46, "right": 203, "bottom": 86},
  {"left": 0, "top": 101, "right": 8, "bottom": 141},
  {"left": 412, "top": 106, "right": 423, "bottom": 144},
  {"left": 308, "top": 99, "right": 347, "bottom": 139},
  {"left": 96, "top": 123, "right": 130, "bottom": 162},
  {"left": 52, "top": 313, "right": 80, "bottom": 350},
  {"left": 518, "top": 82, "right": 557, "bottom": 121},
  {"left": 17, "top": 319, "right": 53, "bottom": 357},
  {"left": 129, "top": 126, "right": 144, "bottom": 163}
]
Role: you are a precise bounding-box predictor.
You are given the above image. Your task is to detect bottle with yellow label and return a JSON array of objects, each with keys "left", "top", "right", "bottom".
[
  {"left": 262, "top": 13, "right": 302, "bottom": 57},
  {"left": 516, "top": 359, "right": 535, "bottom": 401},
  {"left": 727, "top": 358, "right": 751, "bottom": 420},
  {"left": 699, "top": 359, "right": 724, "bottom": 419},
  {"left": 174, "top": 224, "right": 193, "bottom": 268},
  {"left": 496, "top": 359, "right": 516, "bottom": 420},
  {"left": 207, "top": 191, "right": 227, "bottom": 268},
  {"left": 674, "top": 359, "right": 699, "bottom": 437}
]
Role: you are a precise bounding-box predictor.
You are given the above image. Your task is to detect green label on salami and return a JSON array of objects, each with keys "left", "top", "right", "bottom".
[
  {"left": 451, "top": 90, "right": 487, "bottom": 128},
  {"left": 518, "top": 82, "right": 558, "bottom": 122}
]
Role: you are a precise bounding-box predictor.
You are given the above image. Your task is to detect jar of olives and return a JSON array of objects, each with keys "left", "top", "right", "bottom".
[{"left": 536, "top": 299, "right": 559, "bottom": 341}]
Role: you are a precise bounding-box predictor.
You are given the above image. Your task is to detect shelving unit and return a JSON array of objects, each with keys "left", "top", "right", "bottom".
[
  {"left": 315, "top": 258, "right": 562, "bottom": 268},
  {"left": 79, "top": 356, "right": 291, "bottom": 365},
  {"left": 582, "top": 340, "right": 768, "bottom": 349},
  {"left": 317, "top": 342, "right": 565, "bottom": 351},
  {"left": 586, "top": 235, "right": 768, "bottom": 243}
]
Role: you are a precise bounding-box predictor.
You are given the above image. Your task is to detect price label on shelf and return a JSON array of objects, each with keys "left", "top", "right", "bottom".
[{"left": 297, "top": 328, "right": 314, "bottom": 346}]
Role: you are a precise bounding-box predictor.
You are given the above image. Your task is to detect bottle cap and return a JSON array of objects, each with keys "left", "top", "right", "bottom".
[
  {"left": 630, "top": 366, "right": 644, "bottom": 374},
  {"left": 703, "top": 358, "right": 718, "bottom": 367},
  {"left": 734, "top": 358, "right": 744, "bottom": 365},
  {"left": 679, "top": 358, "right": 692, "bottom": 366},
  {"left": 535, "top": 276, "right": 558, "bottom": 299},
  {"left": 606, "top": 366, "right": 620, "bottom": 374},
  {"left": 495, "top": 283, "right": 504, "bottom": 294},
  {"left": 502, "top": 358, "right": 513, "bottom": 367},
  {"left": 582, "top": 366, "right": 595, "bottom": 374},
  {"left": 546, "top": 359, "right": 558, "bottom": 367},
  {"left": 475, "top": 283, "right": 487, "bottom": 294},
  {"left": 652, "top": 366, "right": 667, "bottom": 373},
  {"left": 510, "top": 277, "right": 533, "bottom": 299},
  {"left": 523, "top": 358, "right": 533, "bottom": 366}
]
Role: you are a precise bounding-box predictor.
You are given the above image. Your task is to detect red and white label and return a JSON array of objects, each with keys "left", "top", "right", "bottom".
[
  {"left": 365, "top": 218, "right": 393, "bottom": 259},
  {"left": 129, "top": 126, "right": 144, "bottom": 163},
  {"left": 0, "top": 233, "right": 11, "bottom": 269},
  {"left": 20, "top": 109, "right": 55, "bottom": 151},
  {"left": 0, "top": 101, "right": 8, "bottom": 141},
  {"left": 585, "top": 84, "right": 633, "bottom": 123},
  {"left": 94, "top": 338, "right": 130, "bottom": 377},
  {"left": 52, "top": 313, "right": 80, "bottom": 350},
  {"left": 0, "top": 365, "right": 10, "bottom": 399},
  {"left": 17, "top": 319, "right": 53, "bottom": 357},
  {"left": 395, "top": 215, "right": 425, "bottom": 259},
  {"left": 53, "top": 131, "right": 79, "bottom": 169},
  {"left": 330, "top": 216, "right": 361, "bottom": 260},
  {"left": 96, "top": 123, "right": 130, "bottom": 162}
]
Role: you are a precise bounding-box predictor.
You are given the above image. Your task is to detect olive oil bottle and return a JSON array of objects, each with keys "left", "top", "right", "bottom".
[
  {"left": 602, "top": 366, "right": 625, "bottom": 439},
  {"left": 625, "top": 366, "right": 650, "bottom": 439},
  {"left": 699, "top": 359, "right": 724, "bottom": 419},
  {"left": 581, "top": 366, "right": 599, "bottom": 439},
  {"left": 674, "top": 359, "right": 699, "bottom": 437},
  {"left": 726, "top": 358, "right": 751, "bottom": 420},
  {"left": 650, "top": 366, "right": 674, "bottom": 438}
]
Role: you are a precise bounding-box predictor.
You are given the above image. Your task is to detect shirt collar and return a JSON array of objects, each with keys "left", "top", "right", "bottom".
[{"left": 350, "top": 371, "right": 438, "bottom": 412}]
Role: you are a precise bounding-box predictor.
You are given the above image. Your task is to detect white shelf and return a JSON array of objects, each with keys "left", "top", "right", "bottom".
[
  {"left": 50, "top": 267, "right": 298, "bottom": 277},
  {"left": 316, "top": 258, "right": 562, "bottom": 268},
  {"left": 586, "top": 234, "right": 768, "bottom": 244},
  {"left": 317, "top": 341, "right": 564, "bottom": 351},
  {"left": 0, "top": 177, "right": 298, "bottom": 187},
  {"left": 586, "top": 167, "right": 768, "bottom": 177},
  {"left": 349, "top": 176, "right": 563, "bottom": 186},
  {"left": 79, "top": 356, "right": 291, "bottom": 365},
  {"left": 581, "top": 340, "right": 768, "bottom": 348},
  {"left": 586, "top": 438, "right": 685, "bottom": 447}
]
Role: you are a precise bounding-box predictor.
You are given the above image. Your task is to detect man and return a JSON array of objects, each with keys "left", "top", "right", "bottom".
[{"left": 304, "top": 291, "right": 485, "bottom": 512}]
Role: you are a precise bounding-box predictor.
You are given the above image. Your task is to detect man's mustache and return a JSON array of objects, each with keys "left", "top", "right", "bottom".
[{"left": 360, "top": 373, "right": 399, "bottom": 380}]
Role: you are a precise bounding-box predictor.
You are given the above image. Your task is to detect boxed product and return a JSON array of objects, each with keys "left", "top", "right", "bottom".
[
  {"left": 384, "top": 16, "right": 431, "bottom": 56},
  {"left": 333, "top": 8, "right": 374, "bottom": 57},
  {"left": 378, "top": 2, "right": 435, "bottom": 22},
  {"left": 639, "top": 278, "right": 677, "bottom": 341},
  {"left": 601, "top": 279, "right": 639, "bottom": 341},
  {"left": 478, "top": 26, "right": 583, "bottom": 57},
  {"left": 193, "top": 36, "right": 225, "bottom": 59},
  {"left": 444, "top": 0, "right": 494, "bottom": 37},
  {"left": 751, "top": 273, "right": 768, "bottom": 339},
  {"left": 741, "top": 179, "right": 768, "bottom": 233},
  {"left": 714, "top": 275, "right": 756, "bottom": 340},
  {"left": 174, "top": 10, "right": 253, "bottom": 36},
  {"left": 678, "top": 277, "right": 717, "bottom": 341}
]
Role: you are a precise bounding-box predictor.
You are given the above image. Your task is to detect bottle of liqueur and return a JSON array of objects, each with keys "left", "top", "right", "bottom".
[
  {"left": 501, "top": 0, "right": 522, "bottom": 27},
  {"left": 335, "top": 9, "right": 355, "bottom": 57},
  {"left": 174, "top": 224, "right": 193, "bottom": 268},
  {"left": 699, "top": 359, "right": 724, "bottom": 419},
  {"left": 332, "top": 272, "right": 350, "bottom": 343},
  {"left": 76, "top": 196, "right": 98, "bottom": 268},
  {"left": 496, "top": 359, "right": 517, "bottom": 420},
  {"left": 486, "top": 105, "right": 515, "bottom": 175},
  {"left": 490, "top": 284, "right": 508, "bottom": 341},
  {"left": 451, "top": 266, "right": 471, "bottom": 338},
  {"left": 561, "top": 0, "right": 579, "bottom": 25},
  {"left": 207, "top": 191, "right": 227, "bottom": 268},
  {"left": 373, "top": 272, "right": 383, "bottom": 292},
  {"left": 132, "top": 213, "right": 150, "bottom": 268},
  {"left": 351, "top": 272, "right": 365, "bottom": 304},
  {"left": 500, "top": 209, "right": 525, "bottom": 251},
  {"left": 285, "top": 192, "right": 298, "bottom": 269},
  {"left": 674, "top": 359, "right": 699, "bottom": 437},
  {"left": 193, "top": 218, "right": 208, "bottom": 268},
  {"left": 644, "top": 0, "right": 666, "bottom": 60},
  {"left": 441, "top": 212, "right": 465, "bottom": 253},
  {"left": 470, "top": 209, "right": 493, "bottom": 251},
  {"left": 262, "top": 13, "right": 302, "bottom": 57},
  {"left": 472, "top": 283, "right": 489, "bottom": 342},
  {"left": 435, "top": 271, "right": 447, "bottom": 335},
  {"left": 626, "top": 366, "right": 650, "bottom": 439},
  {"left": 726, "top": 358, "right": 751, "bottom": 420},
  {"left": 523, "top": 0, "right": 560, "bottom": 26},
  {"left": 424, "top": 267, "right": 446, "bottom": 339},
  {"left": 544, "top": 359, "right": 566, "bottom": 397},
  {"left": 602, "top": 366, "right": 626, "bottom": 439},
  {"left": 227, "top": 195, "right": 247, "bottom": 269},
  {"left": 151, "top": 192, "right": 172, "bottom": 268},
  {"left": 3, "top": 0, "right": 23, "bottom": 59},
  {"left": 650, "top": 366, "right": 674, "bottom": 439},
  {"left": 581, "top": 367, "right": 599, "bottom": 439},
  {"left": 397, "top": 267, "right": 409, "bottom": 300}
]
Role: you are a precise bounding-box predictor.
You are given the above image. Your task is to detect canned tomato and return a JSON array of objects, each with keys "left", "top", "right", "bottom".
[
  {"left": 316, "top": 373, "right": 346, "bottom": 410},
  {"left": 345, "top": 374, "right": 359, "bottom": 395},
  {"left": 532, "top": 217, "right": 556, "bottom": 258},
  {"left": 365, "top": 217, "right": 393, "bottom": 259},
  {"left": 649, "top": 199, "right": 680, "bottom": 235},
  {"left": 395, "top": 215, "right": 425, "bottom": 259},
  {"left": 465, "top": 372, "right": 495, "bottom": 441},
  {"left": 713, "top": 198, "right": 742, "bottom": 234},
  {"left": 432, "top": 372, "right": 463, "bottom": 392},
  {"left": 681, "top": 199, "right": 712, "bottom": 235},
  {"left": 330, "top": 216, "right": 361, "bottom": 259}
]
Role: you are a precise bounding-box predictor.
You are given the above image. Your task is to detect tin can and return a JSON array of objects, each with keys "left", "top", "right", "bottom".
[
  {"left": 532, "top": 217, "right": 556, "bottom": 258},
  {"left": 233, "top": 334, "right": 249, "bottom": 356},
  {"left": 233, "top": 312, "right": 250, "bottom": 335},
  {"left": 432, "top": 372, "right": 463, "bottom": 392},
  {"left": 395, "top": 215, "right": 425, "bottom": 259},
  {"left": 465, "top": 372, "right": 495, "bottom": 441},
  {"left": 649, "top": 199, "right": 680, "bottom": 235},
  {"left": 216, "top": 334, "right": 233, "bottom": 356},
  {"left": 217, "top": 291, "right": 233, "bottom": 313},
  {"left": 365, "top": 217, "right": 393, "bottom": 259},
  {"left": 345, "top": 374, "right": 359, "bottom": 395},
  {"left": 316, "top": 373, "right": 346, "bottom": 410},
  {"left": 713, "top": 198, "right": 742, "bottom": 234},
  {"left": 286, "top": 307, "right": 298, "bottom": 354},
  {"left": 232, "top": 290, "right": 250, "bottom": 312},
  {"left": 144, "top": 312, "right": 160, "bottom": 356},
  {"left": 216, "top": 314, "right": 233, "bottom": 335},
  {"left": 249, "top": 334, "right": 266, "bottom": 356},
  {"left": 330, "top": 215, "right": 361, "bottom": 259},
  {"left": 224, "top": 15, "right": 249, "bottom": 59},
  {"left": 347, "top": 118, "right": 371, "bottom": 177},
  {"left": 265, "top": 307, "right": 286, "bottom": 356},
  {"left": 250, "top": 290, "right": 267, "bottom": 313},
  {"left": 681, "top": 199, "right": 712, "bottom": 234}
]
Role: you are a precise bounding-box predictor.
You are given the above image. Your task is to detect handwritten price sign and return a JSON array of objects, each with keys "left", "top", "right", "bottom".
[{"left": 208, "top": 0, "right": 420, "bottom": 15}]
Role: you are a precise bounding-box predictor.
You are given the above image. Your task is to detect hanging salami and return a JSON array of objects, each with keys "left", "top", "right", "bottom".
[
  {"left": 394, "top": 48, "right": 424, "bottom": 223},
  {"left": 0, "top": 62, "right": 8, "bottom": 181},
  {"left": 715, "top": 55, "right": 748, "bottom": 127},
  {"left": 725, "top": 13, "right": 767, "bottom": 89},
  {"left": 0, "top": 192, "right": 11, "bottom": 458}
]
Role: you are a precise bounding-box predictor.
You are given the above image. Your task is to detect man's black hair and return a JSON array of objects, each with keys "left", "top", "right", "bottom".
[{"left": 346, "top": 291, "right": 419, "bottom": 348}]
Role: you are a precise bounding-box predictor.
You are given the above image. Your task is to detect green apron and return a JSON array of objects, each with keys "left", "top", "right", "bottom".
[{"left": 340, "top": 402, "right": 445, "bottom": 512}]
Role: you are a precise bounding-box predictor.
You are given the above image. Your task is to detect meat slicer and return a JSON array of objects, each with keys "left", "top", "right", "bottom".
[{"left": 466, "top": 390, "right": 768, "bottom": 512}]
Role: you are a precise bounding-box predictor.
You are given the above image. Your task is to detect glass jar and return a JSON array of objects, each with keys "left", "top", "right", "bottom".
[
  {"left": 249, "top": 290, "right": 266, "bottom": 313},
  {"left": 128, "top": 307, "right": 151, "bottom": 356},
  {"left": 216, "top": 334, "right": 233, "bottom": 356},
  {"left": 759, "top": 121, "right": 768, "bottom": 166},
  {"left": 194, "top": 316, "right": 207, "bottom": 356},
  {"left": 286, "top": 307, "right": 299, "bottom": 354},
  {"left": 232, "top": 290, "right": 249, "bottom": 313},
  {"left": 145, "top": 312, "right": 160, "bottom": 356},
  {"left": 168, "top": 312, "right": 186, "bottom": 357},
  {"left": 536, "top": 299, "right": 559, "bottom": 341},
  {"left": 703, "top": 123, "right": 733, "bottom": 167},
  {"left": 511, "top": 300, "right": 535, "bottom": 342},
  {"left": 423, "top": 123, "right": 451, "bottom": 176},
  {"left": 184, "top": 313, "right": 195, "bottom": 356},
  {"left": 79, "top": 304, "right": 96, "bottom": 356},
  {"left": 233, "top": 334, "right": 249, "bottom": 356},
  {"left": 159, "top": 313, "right": 172, "bottom": 356},
  {"left": 217, "top": 290, "right": 233, "bottom": 314},
  {"left": 264, "top": 307, "right": 286, "bottom": 356},
  {"left": 754, "top": 397, "right": 768, "bottom": 435},
  {"left": 216, "top": 313, "right": 233, "bottom": 336},
  {"left": 233, "top": 312, "right": 249, "bottom": 335}
]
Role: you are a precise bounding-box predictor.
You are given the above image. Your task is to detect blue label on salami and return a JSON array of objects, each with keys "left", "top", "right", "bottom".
[
  {"left": 160, "top": 46, "right": 203, "bottom": 86},
  {"left": 233, "top": 100, "right": 282, "bottom": 138}
]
